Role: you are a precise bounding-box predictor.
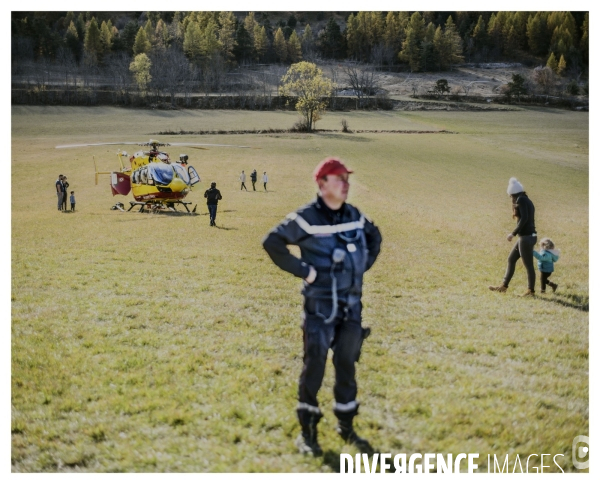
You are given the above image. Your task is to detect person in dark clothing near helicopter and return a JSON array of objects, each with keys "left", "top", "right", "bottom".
[
  {"left": 56, "top": 174, "right": 65, "bottom": 211},
  {"left": 489, "top": 177, "right": 537, "bottom": 296},
  {"left": 204, "top": 181, "right": 223, "bottom": 226},
  {"left": 250, "top": 169, "right": 257, "bottom": 191},
  {"left": 61, "top": 176, "right": 70, "bottom": 211},
  {"left": 263, "top": 157, "right": 382, "bottom": 457}
]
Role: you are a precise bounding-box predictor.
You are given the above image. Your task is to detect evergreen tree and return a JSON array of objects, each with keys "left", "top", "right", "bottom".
[
  {"left": 144, "top": 19, "right": 155, "bottom": 48},
  {"left": 287, "top": 30, "right": 302, "bottom": 63},
  {"left": 557, "top": 54, "right": 567, "bottom": 76},
  {"left": 133, "top": 27, "right": 151, "bottom": 55},
  {"left": 84, "top": 17, "right": 102, "bottom": 62},
  {"left": 471, "top": 15, "right": 487, "bottom": 52},
  {"left": 580, "top": 12, "right": 588, "bottom": 65},
  {"left": 527, "top": 12, "right": 549, "bottom": 56},
  {"left": 100, "top": 20, "right": 112, "bottom": 54},
  {"left": 75, "top": 13, "right": 86, "bottom": 41},
  {"left": 122, "top": 21, "right": 139, "bottom": 53},
  {"left": 183, "top": 22, "right": 202, "bottom": 61},
  {"left": 302, "top": 23, "right": 314, "bottom": 55},
  {"left": 200, "top": 20, "right": 222, "bottom": 59},
  {"left": 254, "top": 25, "right": 268, "bottom": 61},
  {"left": 244, "top": 12, "right": 258, "bottom": 52},
  {"left": 233, "top": 23, "right": 253, "bottom": 63},
  {"left": 219, "top": 12, "right": 237, "bottom": 63},
  {"left": 274, "top": 27, "right": 287, "bottom": 63},
  {"left": 399, "top": 12, "right": 425, "bottom": 71},
  {"left": 546, "top": 52, "right": 558, "bottom": 73},
  {"left": 319, "top": 17, "right": 344, "bottom": 59},
  {"left": 65, "top": 20, "right": 81, "bottom": 60}
]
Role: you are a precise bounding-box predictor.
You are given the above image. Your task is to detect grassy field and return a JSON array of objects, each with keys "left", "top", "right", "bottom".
[{"left": 11, "top": 106, "right": 588, "bottom": 472}]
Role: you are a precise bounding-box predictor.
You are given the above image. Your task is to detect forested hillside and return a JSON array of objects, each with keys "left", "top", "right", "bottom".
[{"left": 11, "top": 11, "right": 588, "bottom": 107}]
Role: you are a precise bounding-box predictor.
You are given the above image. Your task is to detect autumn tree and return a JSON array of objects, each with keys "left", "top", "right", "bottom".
[
  {"left": 280, "top": 61, "right": 334, "bottom": 131},
  {"left": 219, "top": 11, "right": 237, "bottom": 64},
  {"left": 129, "top": 53, "right": 152, "bottom": 94},
  {"left": 546, "top": 52, "right": 558, "bottom": 73}
]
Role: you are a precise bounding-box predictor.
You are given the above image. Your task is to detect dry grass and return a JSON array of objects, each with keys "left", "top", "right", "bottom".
[{"left": 11, "top": 106, "right": 588, "bottom": 472}]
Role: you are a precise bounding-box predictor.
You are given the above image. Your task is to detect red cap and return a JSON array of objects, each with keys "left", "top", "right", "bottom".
[{"left": 313, "top": 157, "right": 354, "bottom": 181}]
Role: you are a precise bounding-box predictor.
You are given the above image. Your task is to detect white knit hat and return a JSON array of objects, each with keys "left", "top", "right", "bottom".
[{"left": 507, "top": 177, "right": 524, "bottom": 195}]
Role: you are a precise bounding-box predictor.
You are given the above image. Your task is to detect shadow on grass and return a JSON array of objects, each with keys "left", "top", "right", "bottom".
[
  {"left": 221, "top": 210, "right": 237, "bottom": 213},
  {"left": 540, "top": 292, "right": 589, "bottom": 312},
  {"left": 214, "top": 225, "right": 237, "bottom": 230},
  {"left": 322, "top": 450, "right": 341, "bottom": 473}
]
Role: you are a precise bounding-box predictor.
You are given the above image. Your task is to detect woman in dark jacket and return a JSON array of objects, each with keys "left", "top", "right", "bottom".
[{"left": 489, "top": 177, "right": 537, "bottom": 296}]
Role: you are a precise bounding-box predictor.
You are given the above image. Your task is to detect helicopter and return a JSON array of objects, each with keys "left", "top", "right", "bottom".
[{"left": 56, "top": 139, "right": 252, "bottom": 212}]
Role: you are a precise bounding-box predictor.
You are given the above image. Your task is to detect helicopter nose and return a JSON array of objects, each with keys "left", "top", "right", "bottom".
[{"left": 170, "top": 178, "right": 187, "bottom": 192}]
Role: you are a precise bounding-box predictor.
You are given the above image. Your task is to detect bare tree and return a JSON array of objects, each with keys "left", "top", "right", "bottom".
[
  {"left": 343, "top": 64, "right": 380, "bottom": 107},
  {"left": 532, "top": 66, "right": 555, "bottom": 98}
]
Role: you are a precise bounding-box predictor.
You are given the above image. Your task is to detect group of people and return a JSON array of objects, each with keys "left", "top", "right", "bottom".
[
  {"left": 55, "top": 174, "right": 75, "bottom": 212},
  {"left": 240, "top": 169, "right": 268, "bottom": 191},
  {"left": 262, "top": 160, "right": 561, "bottom": 457}
]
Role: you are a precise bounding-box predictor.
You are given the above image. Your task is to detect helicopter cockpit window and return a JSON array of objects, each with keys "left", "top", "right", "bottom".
[
  {"left": 140, "top": 168, "right": 148, "bottom": 184},
  {"left": 133, "top": 170, "right": 140, "bottom": 184},
  {"left": 148, "top": 163, "right": 173, "bottom": 186},
  {"left": 172, "top": 164, "right": 190, "bottom": 184}
]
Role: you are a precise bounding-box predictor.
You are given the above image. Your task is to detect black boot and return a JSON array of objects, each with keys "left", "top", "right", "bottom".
[
  {"left": 296, "top": 408, "right": 323, "bottom": 457},
  {"left": 335, "top": 409, "right": 373, "bottom": 454}
]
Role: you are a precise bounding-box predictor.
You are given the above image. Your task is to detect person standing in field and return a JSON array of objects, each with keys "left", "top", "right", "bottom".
[
  {"left": 489, "top": 177, "right": 537, "bottom": 296},
  {"left": 204, "top": 181, "right": 222, "bottom": 226},
  {"left": 263, "top": 157, "right": 382, "bottom": 457},
  {"left": 250, "top": 169, "right": 257, "bottom": 191},
  {"left": 240, "top": 170, "right": 248, "bottom": 191},
  {"left": 533, "top": 237, "right": 560, "bottom": 293},
  {"left": 61, "top": 176, "right": 69, "bottom": 211},
  {"left": 70, "top": 191, "right": 76, "bottom": 212},
  {"left": 55, "top": 174, "right": 65, "bottom": 211},
  {"left": 262, "top": 171, "right": 268, "bottom": 191}
]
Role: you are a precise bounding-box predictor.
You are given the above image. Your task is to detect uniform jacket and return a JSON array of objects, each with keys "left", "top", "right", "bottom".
[
  {"left": 533, "top": 249, "right": 560, "bottom": 272},
  {"left": 251, "top": 171, "right": 257, "bottom": 182},
  {"left": 263, "top": 196, "right": 382, "bottom": 305}
]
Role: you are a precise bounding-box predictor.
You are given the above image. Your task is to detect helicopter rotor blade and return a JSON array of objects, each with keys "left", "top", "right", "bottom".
[
  {"left": 56, "top": 142, "right": 142, "bottom": 149},
  {"left": 168, "top": 143, "right": 255, "bottom": 149}
]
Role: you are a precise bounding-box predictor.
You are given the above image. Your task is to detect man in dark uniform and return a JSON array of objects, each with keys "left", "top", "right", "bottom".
[
  {"left": 263, "top": 157, "right": 382, "bottom": 456},
  {"left": 204, "top": 181, "right": 222, "bottom": 226},
  {"left": 250, "top": 169, "right": 257, "bottom": 191}
]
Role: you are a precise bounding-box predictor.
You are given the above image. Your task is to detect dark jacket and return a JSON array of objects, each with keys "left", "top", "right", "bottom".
[
  {"left": 250, "top": 171, "right": 257, "bottom": 182},
  {"left": 512, "top": 193, "right": 536, "bottom": 236},
  {"left": 262, "top": 196, "right": 382, "bottom": 304},
  {"left": 204, "top": 188, "right": 222, "bottom": 205}
]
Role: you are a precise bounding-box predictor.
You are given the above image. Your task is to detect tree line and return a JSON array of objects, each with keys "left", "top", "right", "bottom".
[{"left": 12, "top": 11, "right": 588, "bottom": 72}]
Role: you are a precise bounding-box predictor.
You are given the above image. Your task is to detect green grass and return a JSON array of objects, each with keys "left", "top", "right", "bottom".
[{"left": 11, "top": 106, "right": 588, "bottom": 472}]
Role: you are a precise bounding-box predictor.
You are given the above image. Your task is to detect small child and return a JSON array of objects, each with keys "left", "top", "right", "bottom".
[
  {"left": 70, "top": 191, "right": 76, "bottom": 212},
  {"left": 533, "top": 237, "right": 560, "bottom": 293}
]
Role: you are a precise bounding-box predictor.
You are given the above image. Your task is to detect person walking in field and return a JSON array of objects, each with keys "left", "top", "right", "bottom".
[
  {"left": 489, "top": 177, "right": 537, "bottom": 296},
  {"left": 533, "top": 238, "right": 560, "bottom": 293},
  {"left": 262, "top": 171, "right": 268, "bottom": 191},
  {"left": 240, "top": 170, "right": 248, "bottom": 191},
  {"left": 250, "top": 169, "right": 257, "bottom": 191},
  {"left": 70, "top": 191, "right": 76, "bottom": 212},
  {"left": 204, "top": 181, "right": 223, "bottom": 226},
  {"left": 55, "top": 174, "right": 65, "bottom": 211},
  {"left": 263, "top": 157, "right": 382, "bottom": 457}
]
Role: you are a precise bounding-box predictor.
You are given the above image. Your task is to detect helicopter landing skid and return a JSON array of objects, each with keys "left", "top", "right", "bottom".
[{"left": 128, "top": 200, "right": 194, "bottom": 214}]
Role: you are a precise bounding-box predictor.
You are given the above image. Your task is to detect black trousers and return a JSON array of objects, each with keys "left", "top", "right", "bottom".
[
  {"left": 241, "top": 182, "right": 247, "bottom": 190},
  {"left": 503, "top": 235, "right": 537, "bottom": 291},
  {"left": 299, "top": 298, "right": 365, "bottom": 418},
  {"left": 540, "top": 271, "right": 553, "bottom": 291}
]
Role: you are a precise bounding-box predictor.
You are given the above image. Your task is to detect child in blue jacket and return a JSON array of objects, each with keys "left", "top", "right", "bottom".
[{"left": 533, "top": 238, "right": 560, "bottom": 293}]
